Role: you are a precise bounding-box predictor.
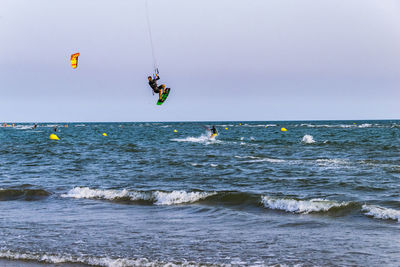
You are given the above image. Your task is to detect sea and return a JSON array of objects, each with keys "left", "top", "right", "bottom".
[{"left": 0, "top": 120, "right": 399, "bottom": 267}]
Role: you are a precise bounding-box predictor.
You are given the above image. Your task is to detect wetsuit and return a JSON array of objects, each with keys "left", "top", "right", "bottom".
[
  {"left": 149, "top": 76, "right": 161, "bottom": 93},
  {"left": 211, "top": 126, "right": 217, "bottom": 135}
]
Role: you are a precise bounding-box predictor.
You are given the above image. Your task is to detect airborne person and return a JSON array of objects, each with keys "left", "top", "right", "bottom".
[{"left": 148, "top": 75, "right": 165, "bottom": 101}]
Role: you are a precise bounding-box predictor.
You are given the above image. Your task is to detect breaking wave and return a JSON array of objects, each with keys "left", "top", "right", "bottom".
[
  {"left": 261, "top": 196, "right": 352, "bottom": 214},
  {"left": 362, "top": 204, "right": 400, "bottom": 222},
  {"left": 61, "top": 187, "right": 216, "bottom": 205},
  {"left": 0, "top": 250, "right": 209, "bottom": 267}
]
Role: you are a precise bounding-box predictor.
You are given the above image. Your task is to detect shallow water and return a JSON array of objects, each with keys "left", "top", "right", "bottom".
[{"left": 0, "top": 121, "right": 399, "bottom": 266}]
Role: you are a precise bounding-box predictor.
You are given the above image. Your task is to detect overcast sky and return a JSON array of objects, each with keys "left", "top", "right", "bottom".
[{"left": 1, "top": 0, "right": 399, "bottom": 122}]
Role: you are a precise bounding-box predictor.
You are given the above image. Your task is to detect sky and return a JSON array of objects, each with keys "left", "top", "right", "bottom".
[{"left": 1, "top": 0, "right": 400, "bottom": 122}]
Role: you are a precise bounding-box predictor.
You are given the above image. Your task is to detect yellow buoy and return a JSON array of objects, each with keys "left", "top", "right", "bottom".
[
  {"left": 225, "top": 127, "right": 228, "bottom": 130},
  {"left": 49, "top": 134, "right": 59, "bottom": 140},
  {"left": 281, "top": 127, "right": 287, "bottom": 132},
  {"left": 174, "top": 129, "right": 178, "bottom": 133},
  {"left": 64, "top": 125, "right": 68, "bottom": 128},
  {"left": 102, "top": 133, "right": 107, "bottom": 136}
]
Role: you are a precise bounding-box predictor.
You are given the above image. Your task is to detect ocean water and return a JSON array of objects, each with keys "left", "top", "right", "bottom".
[{"left": 0, "top": 120, "right": 399, "bottom": 267}]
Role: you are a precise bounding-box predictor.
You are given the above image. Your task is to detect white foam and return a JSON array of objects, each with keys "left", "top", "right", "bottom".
[
  {"left": 61, "top": 187, "right": 150, "bottom": 201},
  {"left": 62, "top": 187, "right": 215, "bottom": 205},
  {"left": 362, "top": 205, "right": 400, "bottom": 222},
  {"left": 358, "top": 123, "right": 372, "bottom": 128},
  {"left": 246, "top": 158, "right": 285, "bottom": 163},
  {"left": 0, "top": 250, "right": 184, "bottom": 267},
  {"left": 152, "top": 190, "right": 215, "bottom": 205},
  {"left": 171, "top": 134, "right": 220, "bottom": 144},
  {"left": 315, "top": 158, "right": 348, "bottom": 166},
  {"left": 261, "top": 196, "right": 349, "bottom": 214},
  {"left": 13, "top": 125, "right": 35, "bottom": 130},
  {"left": 210, "top": 163, "right": 218, "bottom": 167},
  {"left": 299, "top": 123, "right": 360, "bottom": 128},
  {"left": 235, "top": 155, "right": 285, "bottom": 163},
  {"left": 235, "top": 155, "right": 260, "bottom": 159},
  {"left": 301, "top": 135, "right": 315, "bottom": 144},
  {"left": 242, "top": 124, "right": 276, "bottom": 127}
]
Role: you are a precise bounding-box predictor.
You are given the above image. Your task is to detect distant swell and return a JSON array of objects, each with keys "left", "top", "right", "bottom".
[
  {"left": 61, "top": 187, "right": 216, "bottom": 205},
  {"left": 362, "top": 204, "right": 400, "bottom": 222},
  {"left": 261, "top": 196, "right": 352, "bottom": 214},
  {"left": 0, "top": 188, "right": 50, "bottom": 201}
]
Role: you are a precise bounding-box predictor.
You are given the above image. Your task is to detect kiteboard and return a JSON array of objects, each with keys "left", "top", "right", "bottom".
[
  {"left": 157, "top": 88, "right": 170, "bottom": 105},
  {"left": 210, "top": 133, "right": 218, "bottom": 139}
]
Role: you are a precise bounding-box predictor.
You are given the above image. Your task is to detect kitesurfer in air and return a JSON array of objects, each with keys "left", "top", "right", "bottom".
[{"left": 148, "top": 75, "right": 165, "bottom": 101}]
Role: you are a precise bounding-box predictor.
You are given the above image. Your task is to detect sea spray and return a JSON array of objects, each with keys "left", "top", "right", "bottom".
[{"left": 302, "top": 135, "right": 315, "bottom": 144}]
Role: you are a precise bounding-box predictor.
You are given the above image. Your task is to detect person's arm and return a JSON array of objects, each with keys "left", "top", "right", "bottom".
[{"left": 155, "top": 75, "right": 160, "bottom": 81}]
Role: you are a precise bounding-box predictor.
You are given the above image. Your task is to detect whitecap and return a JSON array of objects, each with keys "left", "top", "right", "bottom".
[
  {"left": 62, "top": 187, "right": 215, "bottom": 206},
  {"left": 261, "top": 196, "right": 349, "bottom": 214},
  {"left": 61, "top": 187, "right": 150, "bottom": 201},
  {"left": 315, "top": 158, "right": 348, "bottom": 166},
  {"left": 171, "top": 134, "right": 220, "bottom": 144},
  {"left": 362, "top": 204, "right": 400, "bottom": 222},
  {"left": 301, "top": 135, "right": 315, "bottom": 144},
  {"left": 358, "top": 123, "right": 372, "bottom": 128},
  {"left": 0, "top": 250, "right": 183, "bottom": 267},
  {"left": 153, "top": 190, "right": 215, "bottom": 205}
]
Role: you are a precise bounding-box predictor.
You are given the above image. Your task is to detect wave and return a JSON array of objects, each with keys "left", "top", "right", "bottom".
[
  {"left": 298, "top": 123, "right": 377, "bottom": 128},
  {"left": 362, "top": 205, "right": 400, "bottom": 222},
  {"left": 261, "top": 196, "right": 352, "bottom": 214},
  {"left": 0, "top": 188, "right": 50, "bottom": 201},
  {"left": 0, "top": 250, "right": 208, "bottom": 267},
  {"left": 61, "top": 188, "right": 400, "bottom": 223},
  {"left": 242, "top": 124, "right": 277, "bottom": 127},
  {"left": 13, "top": 125, "right": 35, "bottom": 130},
  {"left": 301, "top": 135, "right": 315, "bottom": 144},
  {"left": 61, "top": 187, "right": 216, "bottom": 205}
]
